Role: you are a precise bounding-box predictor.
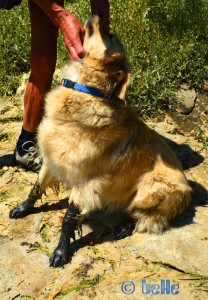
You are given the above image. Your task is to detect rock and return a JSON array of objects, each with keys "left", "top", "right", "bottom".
[
  {"left": 125, "top": 205, "right": 208, "bottom": 276},
  {"left": 175, "top": 85, "right": 197, "bottom": 115},
  {"left": 0, "top": 238, "right": 58, "bottom": 299},
  {"left": 0, "top": 101, "right": 7, "bottom": 114}
]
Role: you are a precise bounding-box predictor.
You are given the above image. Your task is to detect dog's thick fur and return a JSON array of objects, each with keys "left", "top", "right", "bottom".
[{"left": 10, "top": 15, "right": 191, "bottom": 266}]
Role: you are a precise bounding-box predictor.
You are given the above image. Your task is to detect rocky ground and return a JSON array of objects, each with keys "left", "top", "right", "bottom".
[{"left": 0, "top": 90, "right": 207, "bottom": 300}]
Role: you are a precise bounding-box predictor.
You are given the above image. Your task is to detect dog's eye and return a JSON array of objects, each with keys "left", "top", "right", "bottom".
[
  {"left": 89, "top": 25, "right": 94, "bottom": 37},
  {"left": 117, "top": 63, "right": 123, "bottom": 71},
  {"left": 117, "top": 59, "right": 125, "bottom": 71}
]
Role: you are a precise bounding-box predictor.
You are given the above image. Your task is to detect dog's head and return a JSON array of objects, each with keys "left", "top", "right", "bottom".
[{"left": 82, "top": 15, "right": 131, "bottom": 101}]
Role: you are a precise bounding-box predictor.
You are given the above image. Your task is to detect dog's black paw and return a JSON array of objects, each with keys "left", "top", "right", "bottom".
[
  {"left": 49, "top": 246, "right": 70, "bottom": 268},
  {"left": 114, "top": 219, "right": 135, "bottom": 240},
  {"left": 9, "top": 205, "right": 30, "bottom": 219}
]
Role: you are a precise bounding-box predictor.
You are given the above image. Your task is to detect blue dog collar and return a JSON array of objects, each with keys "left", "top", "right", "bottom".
[{"left": 63, "top": 79, "right": 105, "bottom": 98}]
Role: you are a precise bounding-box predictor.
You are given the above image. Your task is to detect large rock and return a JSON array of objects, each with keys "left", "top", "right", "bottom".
[{"left": 124, "top": 205, "right": 208, "bottom": 276}]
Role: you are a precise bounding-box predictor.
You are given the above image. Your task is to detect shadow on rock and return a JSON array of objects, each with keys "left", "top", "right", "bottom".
[
  {"left": 189, "top": 180, "right": 208, "bottom": 206},
  {"left": 51, "top": 211, "right": 121, "bottom": 262},
  {"left": 0, "top": 154, "right": 16, "bottom": 168},
  {"left": 20, "top": 198, "right": 69, "bottom": 216},
  {"left": 171, "top": 180, "right": 208, "bottom": 229},
  {"left": 161, "top": 136, "right": 205, "bottom": 170}
]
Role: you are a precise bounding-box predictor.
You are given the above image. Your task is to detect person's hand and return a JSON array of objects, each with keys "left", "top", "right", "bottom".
[
  {"left": 31, "top": 0, "right": 87, "bottom": 61},
  {"left": 58, "top": 12, "right": 87, "bottom": 61}
]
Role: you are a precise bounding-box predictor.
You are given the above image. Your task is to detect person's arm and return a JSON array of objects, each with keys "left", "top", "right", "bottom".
[
  {"left": 31, "top": 0, "right": 86, "bottom": 60},
  {"left": 90, "top": 0, "right": 110, "bottom": 32}
]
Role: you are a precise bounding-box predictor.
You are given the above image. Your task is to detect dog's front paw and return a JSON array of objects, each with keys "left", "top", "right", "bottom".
[
  {"left": 49, "top": 246, "right": 70, "bottom": 268},
  {"left": 114, "top": 219, "right": 135, "bottom": 240},
  {"left": 9, "top": 205, "right": 30, "bottom": 219}
]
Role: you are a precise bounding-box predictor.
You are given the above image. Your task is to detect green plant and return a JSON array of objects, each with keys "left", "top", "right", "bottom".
[
  {"left": 110, "top": 0, "right": 208, "bottom": 116},
  {"left": 0, "top": 1, "right": 30, "bottom": 96},
  {"left": 196, "top": 122, "right": 208, "bottom": 147}
]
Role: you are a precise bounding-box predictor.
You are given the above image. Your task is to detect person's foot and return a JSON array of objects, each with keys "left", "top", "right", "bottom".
[
  {"left": 14, "top": 140, "right": 42, "bottom": 172},
  {"left": 14, "top": 127, "right": 42, "bottom": 172}
]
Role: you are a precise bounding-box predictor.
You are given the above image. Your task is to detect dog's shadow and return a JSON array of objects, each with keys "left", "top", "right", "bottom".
[{"left": 161, "top": 135, "right": 205, "bottom": 170}]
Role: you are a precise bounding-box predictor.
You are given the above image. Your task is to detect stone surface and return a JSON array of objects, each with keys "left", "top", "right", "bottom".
[
  {"left": 128, "top": 207, "right": 208, "bottom": 276},
  {"left": 0, "top": 95, "right": 207, "bottom": 299},
  {"left": 176, "top": 84, "right": 197, "bottom": 115}
]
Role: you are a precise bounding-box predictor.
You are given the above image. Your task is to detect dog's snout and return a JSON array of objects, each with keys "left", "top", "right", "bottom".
[{"left": 84, "top": 15, "right": 100, "bottom": 29}]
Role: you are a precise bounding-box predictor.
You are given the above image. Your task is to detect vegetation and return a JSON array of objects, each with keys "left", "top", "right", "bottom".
[
  {"left": 0, "top": 0, "right": 208, "bottom": 116},
  {"left": 0, "top": 1, "right": 30, "bottom": 96}
]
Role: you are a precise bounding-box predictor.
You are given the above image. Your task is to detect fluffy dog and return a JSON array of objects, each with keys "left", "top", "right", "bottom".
[{"left": 10, "top": 15, "right": 191, "bottom": 267}]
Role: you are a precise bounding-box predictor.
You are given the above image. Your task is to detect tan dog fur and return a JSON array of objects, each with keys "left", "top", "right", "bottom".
[{"left": 37, "top": 15, "right": 191, "bottom": 234}]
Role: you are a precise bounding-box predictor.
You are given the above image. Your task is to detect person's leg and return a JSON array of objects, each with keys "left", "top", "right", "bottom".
[
  {"left": 23, "top": 0, "right": 63, "bottom": 132},
  {"left": 15, "top": 0, "right": 64, "bottom": 171}
]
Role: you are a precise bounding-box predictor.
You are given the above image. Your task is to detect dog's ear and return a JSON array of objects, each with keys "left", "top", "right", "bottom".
[
  {"left": 104, "top": 53, "right": 131, "bottom": 100},
  {"left": 112, "top": 54, "right": 131, "bottom": 100},
  {"left": 113, "top": 71, "right": 131, "bottom": 100},
  {"left": 104, "top": 53, "right": 124, "bottom": 63}
]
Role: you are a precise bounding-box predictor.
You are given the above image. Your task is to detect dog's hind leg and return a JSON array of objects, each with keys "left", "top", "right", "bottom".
[
  {"left": 9, "top": 164, "right": 57, "bottom": 219},
  {"left": 49, "top": 202, "right": 82, "bottom": 268}
]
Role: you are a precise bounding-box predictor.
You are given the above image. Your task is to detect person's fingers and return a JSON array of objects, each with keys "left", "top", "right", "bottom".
[
  {"left": 66, "top": 46, "right": 80, "bottom": 61},
  {"left": 66, "top": 44, "right": 86, "bottom": 61},
  {"left": 74, "top": 44, "right": 87, "bottom": 59},
  {"left": 72, "top": 29, "right": 87, "bottom": 59},
  {"left": 65, "top": 38, "right": 87, "bottom": 61}
]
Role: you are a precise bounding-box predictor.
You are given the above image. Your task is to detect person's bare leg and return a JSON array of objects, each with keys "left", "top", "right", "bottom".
[{"left": 24, "top": 0, "right": 64, "bottom": 132}]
